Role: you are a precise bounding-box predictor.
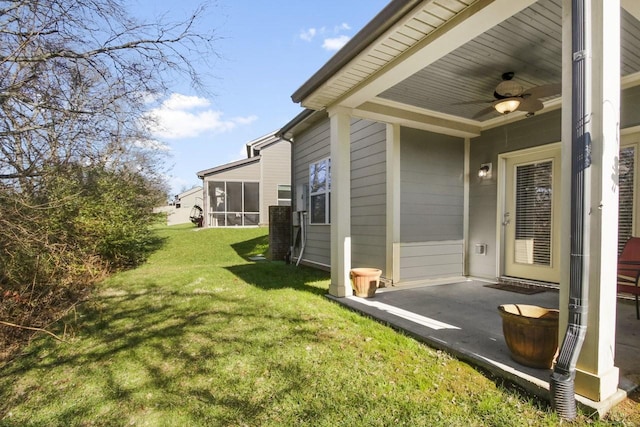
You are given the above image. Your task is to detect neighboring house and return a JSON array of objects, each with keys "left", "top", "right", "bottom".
[
  {"left": 196, "top": 131, "right": 291, "bottom": 227},
  {"left": 281, "top": 0, "right": 639, "bottom": 406},
  {"left": 153, "top": 186, "right": 203, "bottom": 226}
]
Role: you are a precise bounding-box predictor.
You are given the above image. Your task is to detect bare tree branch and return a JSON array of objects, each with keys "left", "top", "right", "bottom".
[{"left": 0, "top": 320, "right": 68, "bottom": 343}]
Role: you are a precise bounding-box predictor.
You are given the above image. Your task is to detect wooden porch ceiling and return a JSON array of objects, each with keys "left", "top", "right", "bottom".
[{"left": 297, "top": 0, "right": 640, "bottom": 133}]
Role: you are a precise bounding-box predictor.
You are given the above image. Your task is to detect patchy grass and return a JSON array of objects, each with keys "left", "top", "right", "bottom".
[{"left": 0, "top": 224, "right": 637, "bottom": 426}]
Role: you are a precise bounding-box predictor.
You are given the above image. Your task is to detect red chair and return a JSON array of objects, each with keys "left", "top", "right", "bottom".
[{"left": 617, "top": 237, "right": 640, "bottom": 319}]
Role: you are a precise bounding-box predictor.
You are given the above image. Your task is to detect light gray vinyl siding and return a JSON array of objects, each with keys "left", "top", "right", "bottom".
[
  {"left": 621, "top": 85, "right": 640, "bottom": 129},
  {"left": 400, "top": 128, "right": 464, "bottom": 241},
  {"left": 292, "top": 119, "right": 331, "bottom": 267},
  {"left": 203, "top": 161, "right": 260, "bottom": 182},
  {"left": 350, "top": 119, "right": 387, "bottom": 274},
  {"left": 259, "top": 140, "right": 291, "bottom": 225},
  {"left": 400, "top": 241, "right": 464, "bottom": 281},
  {"left": 399, "top": 128, "right": 465, "bottom": 281}
]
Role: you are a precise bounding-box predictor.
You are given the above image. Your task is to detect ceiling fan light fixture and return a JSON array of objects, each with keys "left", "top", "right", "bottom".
[
  {"left": 494, "top": 98, "right": 521, "bottom": 114},
  {"left": 495, "top": 80, "right": 523, "bottom": 97}
]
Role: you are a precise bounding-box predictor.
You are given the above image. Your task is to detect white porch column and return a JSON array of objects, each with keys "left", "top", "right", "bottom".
[
  {"left": 386, "top": 123, "right": 401, "bottom": 284},
  {"left": 560, "top": 0, "right": 620, "bottom": 402},
  {"left": 328, "top": 106, "right": 352, "bottom": 297}
]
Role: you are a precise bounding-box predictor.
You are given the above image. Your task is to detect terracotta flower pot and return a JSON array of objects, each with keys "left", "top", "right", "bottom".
[
  {"left": 350, "top": 268, "right": 382, "bottom": 298},
  {"left": 498, "top": 304, "right": 559, "bottom": 369}
]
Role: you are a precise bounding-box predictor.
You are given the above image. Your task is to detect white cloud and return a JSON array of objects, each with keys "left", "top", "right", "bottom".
[
  {"left": 322, "top": 35, "right": 350, "bottom": 51},
  {"left": 145, "top": 93, "right": 256, "bottom": 140},
  {"left": 299, "top": 28, "right": 317, "bottom": 42},
  {"left": 162, "top": 93, "right": 211, "bottom": 110},
  {"left": 133, "top": 138, "right": 171, "bottom": 152},
  {"left": 235, "top": 115, "right": 258, "bottom": 125},
  {"left": 337, "top": 22, "right": 351, "bottom": 31}
]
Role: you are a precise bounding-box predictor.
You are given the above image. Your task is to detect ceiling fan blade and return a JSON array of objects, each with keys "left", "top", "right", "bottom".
[
  {"left": 472, "top": 105, "right": 497, "bottom": 120},
  {"left": 523, "top": 83, "right": 561, "bottom": 99},
  {"left": 517, "top": 97, "right": 544, "bottom": 113},
  {"left": 452, "top": 99, "right": 494, "bottom": 105}
]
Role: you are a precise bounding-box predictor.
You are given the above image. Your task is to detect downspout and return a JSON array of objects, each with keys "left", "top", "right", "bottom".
[
  {"left": 550, "top": 0, "right": 591, "bottom": 420},
  {"left": 296, "top": 212, "right": 307, "bottom": 267},
  {"left": 282, "top": 133, "right": 295, "bottom": 264}
]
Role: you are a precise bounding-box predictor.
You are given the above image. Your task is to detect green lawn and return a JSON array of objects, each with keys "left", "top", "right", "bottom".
[{"left": 0, "top": 225, "right": 635, "bottom": 426}]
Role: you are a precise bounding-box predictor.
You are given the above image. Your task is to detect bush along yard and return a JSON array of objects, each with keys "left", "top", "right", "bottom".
[{"left": 0, "top": 225, "right": 638, "bottom": 426}]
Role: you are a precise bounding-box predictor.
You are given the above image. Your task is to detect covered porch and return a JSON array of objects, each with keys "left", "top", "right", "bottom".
[
  {"left": 290, "top": 0, "right": 640, "bottom": 408},
  {"left": 329, "top": 280, "right": 639, "bottom": 416}
]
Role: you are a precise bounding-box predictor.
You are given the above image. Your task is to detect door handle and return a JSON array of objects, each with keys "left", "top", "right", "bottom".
[{"left": 502, "top": 212, "right": 511, "bottom": 226}]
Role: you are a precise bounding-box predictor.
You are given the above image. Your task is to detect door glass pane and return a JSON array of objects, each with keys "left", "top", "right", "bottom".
[
  {"left": 619, "top": 146, "right": 635, "bottom": 254},
  {"left": 515, "top": 161, "right": 553, "bottom": 266},
  {"left": 244, "top": 182, "right": 259, "bottom": 212},
  {"left": 227, "top": 182, "right": 242, "bottom": 212}
]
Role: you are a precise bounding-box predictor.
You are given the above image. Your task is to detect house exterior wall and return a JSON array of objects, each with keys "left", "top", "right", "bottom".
[
  {"left": 292, "top": 118, "right": 332, "bottom": 267},
  {"left": 292, "top": 117, "right": 388, "bottom": 270},
  {"left": 290, "top": 87, "right": 640, "bottom": 281},
  {"left": 201, "top": 161, "right": 260, "bottom": 227},
  {"left": 468, "top": 85, "right": 640, "bottom": 280},
  {"left": 153, "top": 186, "right": 203, "bottom": 226},
  {"left": 399, "top": 127, "right": 465, "bottom": 281},
  {"left": 259, "top": 140, "right": 292, "bottom": 225},
  {"left": 468, "top": 110, "right": 561, "bottom": 280},
  {"left": 350, "top": 119, "right": 387, "bottom": 273}
]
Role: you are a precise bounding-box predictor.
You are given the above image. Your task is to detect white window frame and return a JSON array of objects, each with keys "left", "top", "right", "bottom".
[
  {"left": 309, "top": 157, "right": 331, "bottom": 224},
  {"left": 277, "top": 184, "right": 292, "bottom": 206}
]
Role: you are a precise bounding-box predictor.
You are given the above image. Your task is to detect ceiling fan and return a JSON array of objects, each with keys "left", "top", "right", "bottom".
[{"left": 467, "top": 72, "right": 561, "bottom": 119}]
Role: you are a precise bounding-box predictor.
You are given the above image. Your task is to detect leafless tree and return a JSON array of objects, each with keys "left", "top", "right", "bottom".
[
  {"left": 0, "top": 0, "right": 216, "bottom": 185},
  {"left": 0, "top": 0, "right": 217, "bottom": 350}
]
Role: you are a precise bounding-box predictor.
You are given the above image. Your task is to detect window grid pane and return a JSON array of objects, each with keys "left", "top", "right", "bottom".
[
  {"left": 309, "top": 158, "right": 330, "bottom": 224},
  {"left": 277, "top": 184, "right": 291, "bottom": 200}
]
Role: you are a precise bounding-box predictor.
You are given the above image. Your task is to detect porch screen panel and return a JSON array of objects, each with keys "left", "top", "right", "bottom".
[
  {"left": 226, "top": 182, "right": 242, "bottom": 226},
  {"left": 211, "top": 182, "right": 226, "bottom": 212},
  {"left": 227, "top": 182, "right": 242, "bottom": 212},
  {"left": 618, "top": 146, "right": 635, "bottom": 254},
  {"left": 243, "top": 182, "right": 260, "bottom": 226},
  {"left": 210, "top": 182, "right": 226, "bottom": 226},
  {"left": 514, "top": 161, "right": 553, "bottom": 266}
]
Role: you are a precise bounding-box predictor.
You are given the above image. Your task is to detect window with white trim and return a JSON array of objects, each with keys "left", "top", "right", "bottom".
[
  {"left": 277, "top": 184, "right": 291, "bottom": 206},
  {"left": 309, "top": 158, "right": 330, "bottom": 224}
]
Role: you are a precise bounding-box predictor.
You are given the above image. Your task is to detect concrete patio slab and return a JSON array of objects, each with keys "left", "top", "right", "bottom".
[{"left": 327, "top": 279, "right": 639, "bottom": 417}]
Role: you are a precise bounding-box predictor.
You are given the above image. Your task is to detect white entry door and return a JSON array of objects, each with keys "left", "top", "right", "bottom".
[{"left": 503, "top": 146, "right": 561, "bottom": 283}]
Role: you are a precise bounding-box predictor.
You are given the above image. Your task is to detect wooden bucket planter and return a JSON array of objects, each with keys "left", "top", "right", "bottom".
[
  {"left": 498, "top": 304, "right": 560, "bottom": 369},
  {"left": 350, "top": 268, "right": 382, "bottom": 298}
]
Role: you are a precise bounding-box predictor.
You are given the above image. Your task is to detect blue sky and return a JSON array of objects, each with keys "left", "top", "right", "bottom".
[{"left": 132, "top": 0, "right": 389, "bottom": 196}]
